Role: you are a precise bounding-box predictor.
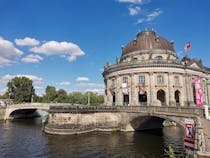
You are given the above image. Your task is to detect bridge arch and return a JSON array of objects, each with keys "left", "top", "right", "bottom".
[
  {"left": 8, "top": 108, "right": 48, "bottom": 119},
  {"left": 127, "top": 114, "right": 185, "bottom": 132}
]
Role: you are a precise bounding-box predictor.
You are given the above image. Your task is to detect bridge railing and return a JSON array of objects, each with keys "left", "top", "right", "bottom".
[{"left": 49, "top": 105, "right": 205, "bottom": 117}]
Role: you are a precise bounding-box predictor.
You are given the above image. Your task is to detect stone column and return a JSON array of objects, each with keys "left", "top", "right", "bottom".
[
  {"left": 130, "top": 74, "right": 137, "bottom": 105},
  {"left": 104, "top": 79, "right": 107, "bottom": 106},
  {"left": 183, "top": 73, "right": 189, "bottom": 106},
  {"left": 168, "top": 72, "right": 175, "bottom": 106},
  {"left": 116, "top": 76, "right": 123, "bottom": 106},
  {"left": 202, "top": 78, "right": 207, "bottom": 105},
  {"left": 207, "top": 83, "right": 210, "bottom": 104},
  {"left": 128, "top": 74, "right": 132, "bottom": 106},
  {"left": 149, "top": 72, "right": 155, "bottom": 106},
  {"left": 107, "top": 78, "right": 112, "bottom": 106},
  {"left": 188, "top": 75, "right": 195, "bottom": 106}
]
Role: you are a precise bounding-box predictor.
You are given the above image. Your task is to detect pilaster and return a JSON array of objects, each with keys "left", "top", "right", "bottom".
[{"left": 149, "top": 72, "right": 155, "bottom": 106}]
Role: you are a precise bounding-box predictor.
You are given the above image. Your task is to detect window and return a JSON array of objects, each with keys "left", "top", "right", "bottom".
[
  {"left": 155, "top": 56, "right": 163, "bottom": 60},
  {"left": 123, "top": 76, "right": 128, "bottom": 83},
  {"left": 111, "top": 79, "right": 115, "bottom": 86},
  {"left": 157, "top": 75, "right": 164, "bottom": 84},
  {"left": 139, "top": 76, "right": 145, "bottom": 84},
  {"left": 155, "top": 56, "right": 163, "bottom": 63},
  {"left": 174, "top": 76, "right": 180, "bottom": 84}
]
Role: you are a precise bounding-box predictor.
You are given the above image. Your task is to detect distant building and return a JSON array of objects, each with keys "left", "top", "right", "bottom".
[{"left": 103, "top": 30, "right": 210, "bottom": 106}]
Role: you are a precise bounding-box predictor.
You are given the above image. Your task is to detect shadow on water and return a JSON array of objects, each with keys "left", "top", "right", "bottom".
[{"left": 0, "top": 118, "right": 185, "bottom": 158}]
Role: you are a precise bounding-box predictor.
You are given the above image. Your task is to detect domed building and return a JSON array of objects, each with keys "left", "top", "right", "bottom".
[{"left": 103, "top": 30, "right": 210, "bottom": 106}]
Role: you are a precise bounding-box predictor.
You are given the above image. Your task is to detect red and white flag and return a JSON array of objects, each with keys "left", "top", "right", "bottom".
[{"left": 184, "top": 42, "right": 191, "bottom": 52}]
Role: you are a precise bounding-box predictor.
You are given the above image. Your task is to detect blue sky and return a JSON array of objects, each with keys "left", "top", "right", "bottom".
[{"left": 0, "top": 0, "right": 209, "bottom": 95}]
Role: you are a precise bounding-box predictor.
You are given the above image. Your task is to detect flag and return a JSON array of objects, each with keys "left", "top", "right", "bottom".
[{"left": 184, "top": 42, "right": 190, "bottom": 52}]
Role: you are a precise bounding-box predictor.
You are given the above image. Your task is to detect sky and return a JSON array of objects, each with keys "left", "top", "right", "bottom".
[{"left": 0, "top": 0, "right": 209, "bottom": 96}]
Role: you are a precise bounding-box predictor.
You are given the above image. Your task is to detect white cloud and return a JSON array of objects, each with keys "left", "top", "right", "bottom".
[
  {"left": 21, "top": 54, "right": 43, "bottom": 63},
  {"left": 117, "top": 0, "right": 143, "bottom": 4},
  {"left": 146, "top": 9, "right": 163, "bottom": 22},
  {"left": 85, "top": 88, "right": 104, "bottom": 94},
  {"left": 77, "top": 83, "right": 104, "bottom": 88},
  {"left": 0, "top": 37, "right": 23, "bottom": 67},
  {"left": 0, "top": 88, "right": 6, "bottom": 95},
  {"left": 30, "top": 41, "right": 85, "bottom": 62},
  {"left": 129, "top": 6, "right": 141, "bottom": 15},
  {"left": 136, "top": 18, "right": 145, "bottom": 24},
  {"left": 0, "top": 74, "right": 43, "bottom": 84},
  {"left": 76, "top": 77, "right": 89, "bottom": 82},
  {"left": 15, "top": 37, "right": 40, "bottom": 46},
  {"left": 58, "top": 81, "right": 71, "bottom": 86}
]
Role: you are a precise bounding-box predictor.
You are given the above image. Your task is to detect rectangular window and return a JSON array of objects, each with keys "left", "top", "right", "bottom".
[
  {"left": 123, "top": 76, "right": 128, "bottom": 84},
  {"left": 139, "top": 76, "right": 145, "bottom": 84},
  {"left": 174, "top": 76, "right": 180, "bottom": 84},
  {"left": 157, "top": 75, "right": 164, "bottom": 84},
  {"left": 111, "top": 79, "right": 115, "bottom": 86}
]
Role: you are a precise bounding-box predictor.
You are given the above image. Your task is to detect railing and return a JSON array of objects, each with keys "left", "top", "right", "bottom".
[{"left": 49, "top": 105, "right": 205, "bottom": 117}]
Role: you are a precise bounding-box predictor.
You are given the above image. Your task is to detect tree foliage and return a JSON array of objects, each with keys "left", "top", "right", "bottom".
[
  {"left": 4, "top": 81, "right": 104, "bottom": 105},
  {"left": 7, "top": 77, "right": 35, "bottom": 103},
  {"left": 44, "top": 86, "right": 57, "bottom": 102}
]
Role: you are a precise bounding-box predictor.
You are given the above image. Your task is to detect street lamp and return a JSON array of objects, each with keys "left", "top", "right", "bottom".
[{"left": 87, "top": 91, "right": 90, "bottom": 106}]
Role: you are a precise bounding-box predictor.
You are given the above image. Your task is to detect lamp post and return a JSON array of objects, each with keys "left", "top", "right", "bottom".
[{"left": 87, "top": 91, "right": 90, "bottom": 106}]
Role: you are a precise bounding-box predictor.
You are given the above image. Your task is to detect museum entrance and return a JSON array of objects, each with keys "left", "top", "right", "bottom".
[
  {"left": 139, "top": 92, "right": 147, "bottom": 106},
  {"left": 175, "top": 90, "right": 180, "bottom": 106},
  {"left": 157, "top": 89, "right": 166, "bottom": 106},
  {"left": 123, "top": 94, "right": 129, "bottom": 106}
]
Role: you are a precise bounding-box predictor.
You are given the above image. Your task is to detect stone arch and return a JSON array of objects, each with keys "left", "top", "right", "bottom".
[
  {"left": 128, "top": 114, "right": 185, "bottom": 131},
  {"left": 157, "top": 89, "right": 166, "bottom": 106},
  {"left": 6, "top": 108, "right": 48, "bottom": 120},
  {"left": 175, "top": 90, "right": 181, "bottom": 106}
]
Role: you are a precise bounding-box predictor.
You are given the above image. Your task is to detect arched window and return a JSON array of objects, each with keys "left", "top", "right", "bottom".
[
  {"left": 157, "top": 89, "right": 166, "bottom": 106},
  {"left": 155, "top": 56, "right": 163, "bottom": 60},
  {"left": 175, "top": 90, "right": 180, "bottom": 106}
]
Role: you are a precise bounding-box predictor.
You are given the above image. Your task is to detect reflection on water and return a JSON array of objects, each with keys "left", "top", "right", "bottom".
[{"left": 0, "top": 118, "right": 185, "bottom": 158}]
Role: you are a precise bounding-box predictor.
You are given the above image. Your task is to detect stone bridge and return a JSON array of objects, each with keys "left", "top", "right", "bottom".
[
  {"left": 4, "top": 103, "right": 74, "bottom": 120},
  {"left": 44, "top": 105, "right": 210, "bottom": 156},
  {"left": 3, "top": 103, "right": 210, "bottom": 156}
]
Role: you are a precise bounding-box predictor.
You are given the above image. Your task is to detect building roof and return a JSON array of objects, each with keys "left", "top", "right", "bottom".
[{"left": 122, "top": 30, "right": 175, "bottom": 54}]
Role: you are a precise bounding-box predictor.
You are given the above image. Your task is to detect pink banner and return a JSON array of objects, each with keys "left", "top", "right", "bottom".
[
  {"left": 122, "top": 83, "right": 128, "bottom": 94},
  {"left": 194, "top": 77, "right": 203, "bottom": 106}
]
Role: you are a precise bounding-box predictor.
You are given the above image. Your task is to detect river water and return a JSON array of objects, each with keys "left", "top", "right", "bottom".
[{"left": 0, "top": 118, "right": 186, "bottom": 158}]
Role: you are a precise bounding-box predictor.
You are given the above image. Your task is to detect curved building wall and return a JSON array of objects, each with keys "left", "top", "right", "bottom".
[{"left": 103, "top": 30, "right": 210, "bottom": 107}]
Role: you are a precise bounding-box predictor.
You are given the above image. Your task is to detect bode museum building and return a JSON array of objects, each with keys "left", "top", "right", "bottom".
[{"left": 103, "top": 30, "right": 210, "bottom": 106}]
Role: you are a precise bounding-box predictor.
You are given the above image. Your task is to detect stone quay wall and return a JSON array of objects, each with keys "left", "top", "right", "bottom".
[
  {"left": 44, "top": 106, "right": 134, "bottom": 135},
  {"left": 0, "top": 107, "right": 5, "bottom": 120}
]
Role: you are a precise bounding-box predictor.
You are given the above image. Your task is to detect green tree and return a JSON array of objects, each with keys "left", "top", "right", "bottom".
[
  {"left": 54, "top": 89, "right": 69, "bottom": 103},
  {"left": 87, "top": 92, "right": 104, "bottom": 106},
  {"left": 69, "top": 92, "right": 87, "bottom": 104},
  {"left": 7, "top": 77, "right": 35, "bottom": 103},
  {"left": 44, "top": 86, "right": 57, "bottom": 102}
]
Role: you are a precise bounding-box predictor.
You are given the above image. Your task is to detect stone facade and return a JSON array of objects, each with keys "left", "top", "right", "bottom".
[{"left": 103, "top": 30, "right": 210, "bottom": 107}]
